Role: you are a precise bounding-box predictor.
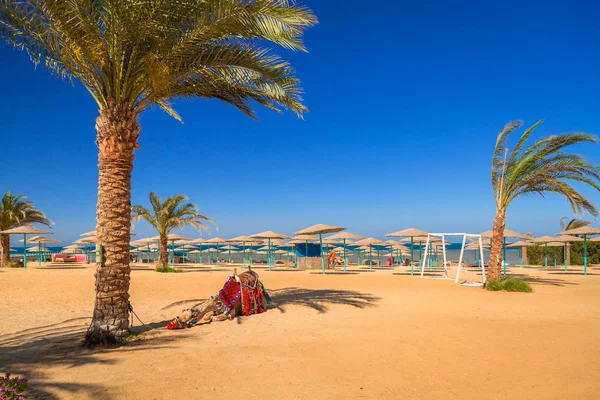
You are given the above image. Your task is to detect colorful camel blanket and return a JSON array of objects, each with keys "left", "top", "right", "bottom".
[{"left": 166, "top": 270, "right": 270, "bottom": 330}]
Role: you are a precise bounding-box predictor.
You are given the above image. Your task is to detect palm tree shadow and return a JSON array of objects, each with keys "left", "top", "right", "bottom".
[
  {"left": 268, "top": 287, "right": 380, "bottom": 314},
  {"left": 0, "top": 318, "right": 187, "bottom": 399}
]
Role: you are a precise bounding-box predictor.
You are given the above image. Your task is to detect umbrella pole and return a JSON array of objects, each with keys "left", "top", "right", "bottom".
[
  {"left": 553, "top": 247, "right": 557, "bottom": 268},
  {"left": 519, "top": 248, "right": 523, "bottom": 267},
  {"left": 23, "top": 234, "right": 27, "bottom": 269},
  {"left": 249, "top": 246, "right": 253, "bottom": 265},
  {"left": 410, "top": 237, "right": 414, "bottom": 276},
  {"left": 502, "top": 238, "right": 507, "bottom": 277},
  {"left": 369, "top": 245, "right": 372, "bottom": 270},
  {"left": 216, "top": 244, "right": 220, "bottom": 266},
  {"left": 38, "top": 242, "right": 41, "bottom": 268},
  {"left": 544, "top": 243, "right": 548, "bottom": 268},
  {"left": 228, "top": 248, "right": 231, "bottom": 264},
  {"left": 268, "top": 239, "right": 272, "bottom": 272},
  {"left": 243, "top": 242, "right": 247, "bottom": 267},
  {"left": 564, "top": 243, "right": 568, "bottom": 271},
  {"left": 320, "top": 235, "right": 325, "bottom": 274},
  {"left": 584, "top": 235, "right": 588, "bottom": 275},
  {"left": 199, "top": 244, "right": 203, "bottom": 264},
  {"left": 343, "top": 239, "right": 347, "bottom": 272}
]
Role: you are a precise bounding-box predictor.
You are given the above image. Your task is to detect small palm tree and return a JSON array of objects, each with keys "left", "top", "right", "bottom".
[
  {"left": 132, "top": 193, "right": 215, "bottom": 266},
  {"left": 0, "top": 191, "right": 52, "bottom": 267},
  {"left": 1, "top": 0, "right": 316, "bottom": 343},
  {"left": 489, "top": 120, "right": 600, "bottom": 280},
  {"left": 560, "top": 217, "right": 592, "bottom": 232}
]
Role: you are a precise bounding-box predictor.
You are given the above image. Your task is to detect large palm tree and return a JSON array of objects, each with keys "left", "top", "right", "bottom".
[
  {"left": 489, "top": 120, "right": 600, "bottom": 280},
  {"left": 132, "top": 192, "right": 215, "bottom": 266},
  {"left": 0, "top": 1, "right": 316, "bottom": 343},
  {"left": 0, "top": 191, "right": 52, "bottom": 267}
]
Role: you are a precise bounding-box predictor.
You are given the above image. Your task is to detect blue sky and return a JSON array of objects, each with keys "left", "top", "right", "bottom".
[{"left": 1, "top": 0, "right": 599, "bottom": 245}]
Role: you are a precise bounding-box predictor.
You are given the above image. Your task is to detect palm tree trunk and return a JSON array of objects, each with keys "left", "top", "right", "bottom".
[
  {"left": 160, "top": 235, "right": 168, "bottom": 266},
  {"left": 85, "top": 102, "right": 140, "bottom": 346},
  {"left": 1, "top": 234, "right": 10, "bottom": 267},
  {"left": 488, "top": 207, "right": 506, "bottom": 281}
]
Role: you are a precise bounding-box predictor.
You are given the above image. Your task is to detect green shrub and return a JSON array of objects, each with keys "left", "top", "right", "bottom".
[
  {"left": 486, "top": 278, "right": 532, "bottom": 293},
  {"left": 154, "top": 264, "right": 183, "bottom": 273},
  {"left": 5, "top": 262, "right": 21, "bottom": 268}
]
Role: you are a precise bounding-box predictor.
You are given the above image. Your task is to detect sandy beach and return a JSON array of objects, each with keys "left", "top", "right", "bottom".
[{"left": 1, "top": 264, "right": 599, "bottom": 399}]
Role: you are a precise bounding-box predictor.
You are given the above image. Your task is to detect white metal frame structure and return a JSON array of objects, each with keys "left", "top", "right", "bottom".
[{"left": 420, "top": 233, "right": 486, "bottom": 286}]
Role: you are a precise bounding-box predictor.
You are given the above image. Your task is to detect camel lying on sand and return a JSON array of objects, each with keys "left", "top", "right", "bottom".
[{"left": 167, "top": 268, "right": 270, "bottom": 329}]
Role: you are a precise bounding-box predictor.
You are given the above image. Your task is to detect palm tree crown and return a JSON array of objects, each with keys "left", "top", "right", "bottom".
[
  {"left": 0, "top": 0, "right": 317, "bottom": 119},
  {"left": 132, "top": 192, "right": 215, "bottom": 237},
  {"left": 0, "top": 191, "right": 52, "bottom": 231},
  {"left": 492, "top": 120, "right": 600, "bottom": 215},
  {"left": 0, "top": 191, "right": 52, "bottom": 266},
  {"left": 560, "top": 217, "right": 593, "bottom": 232}
]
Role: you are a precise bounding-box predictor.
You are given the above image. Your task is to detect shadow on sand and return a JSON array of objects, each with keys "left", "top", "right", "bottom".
[
  {"left": 1, "top": 288, "right": 378, "bottom": 398},
  {"left": 0, "top": 318, "right": 188, "bottom": 399}
]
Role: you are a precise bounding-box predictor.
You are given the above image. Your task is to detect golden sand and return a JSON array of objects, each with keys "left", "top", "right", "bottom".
[{"left": 1, "top": 264, "right": 599, "bottom": 399}]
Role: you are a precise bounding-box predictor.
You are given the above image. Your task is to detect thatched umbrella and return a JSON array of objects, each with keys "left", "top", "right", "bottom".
[
  {"left": 160, "top": 234, "right": 191, "bottom": 268},
  {"left": 203, "top": 237, "right": 227, "bottom": 266},
  {"left": 353, "top": 238, "right": 387, "bottom": 269},
  {"left": 0, "top": 225, "right": 53, "bottom": 269},
  {"left": 506, "top": 240, "right": 534, "bottom": 267},
  {"left": 559, "top": 226, "right": 600, "bottom": 275},
  {"left": 481, "top": 229, "right": 528, "bottom": 277},
  {"left": 250, "top": 231, "right": 290, "bottom": 271},
  {"left": 532, "top": 235, "right": 559, "bottom": 268},
  {"left": 294, "top": 224, "right": 345, "bottom": 274},
  {"left": 385, "top": 228, "right": 428, "bottom": 275},
  {"left": 24, "top": 236, "right": 61, "bottom": 266},
  {"left": 327, "top": 232, "right": 364, "bottom": 272},
  {"left": 552, "top": 235, "right": 585, "bottom": 271},
  {"left": 228, "top": 235, "right": 262, "bottom": 267}
]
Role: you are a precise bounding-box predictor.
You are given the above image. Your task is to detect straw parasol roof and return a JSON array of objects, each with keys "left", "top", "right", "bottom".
[
  {"left": 250, "top": 231, "right": 290, "bottom": 239},
  {"left": 204, "top": 237, "right": 227, "bottom": 244},
  {"left": 80, "top": 231, "right": 96, "bottom": 237},
  {"left": 327, "top": 232, "right": 364, "bottom": 240},
  {"left": 385, "top": 228, "right": 427, "bottom": 238},
  {"left": 74, "top": 237, "right": 96, "bottom": 244},
  {"left": 590, "top": 236, "right": 600, "bottom": 242},
  {"left": 553, "top": 235, "right": 584, "bottom": 242},
  {"left": 287, "top": 239, "right": 315, "bottom": 244},
  {"left": 21, "top": 236, "right": 61, "bottom": 244},
  {"left": 292, "top": 234, "right": 319, "bottom": 241},
  {"left": 480, "top": 229, "right": 528, "bottom": 239},
  {"left": 188, "top": 249, "right": 201, "bottom": 254},
  {"left": 354, "top": 238, "right": 387, "bottom": 246},
  {"left": 545, "top": 241, "right": 565, "bottom": 247},
  {"left": 532, "top": 235, "right": 558, "bottom": 243},
  {"left": 166, "top": 234, "right": 191, "bottom": 241},
  {"left": 294, "top": 224, "right": 345, "bottom": 235},
  {"left": 506, "top": 241, "right": 535, "bottom": 248},
  {"left": 227, "top": 235, "right": 262, "bottom": 243},
  {"left": 560, "top": 226, "right": 600, "bottom": 236},
  {"left": 187, "top": 238, "right": 207, "bottom": 244},
  {"left": 0, "top": 225, "right": 52, "bottom": 235}
]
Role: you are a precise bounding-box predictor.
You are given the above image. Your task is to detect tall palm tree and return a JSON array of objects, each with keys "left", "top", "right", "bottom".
[
  {"left": 132, "top": 192, "right": 215, "bottom": 266},
  {"left": 0, "top": 1, "right": 316, "bottom": 343},
  {"left": 489, "top": 120, "right": 600, "bottom": 281},
  {"left": 0, "top": 191, "right": 52, "bottom": 267}
]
